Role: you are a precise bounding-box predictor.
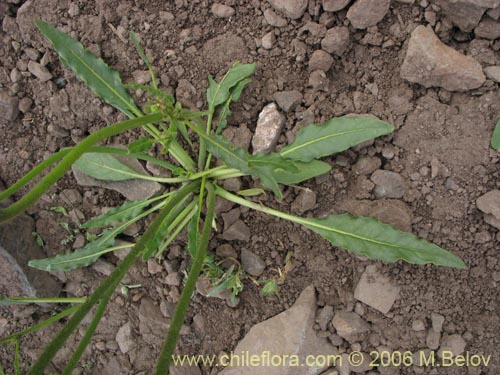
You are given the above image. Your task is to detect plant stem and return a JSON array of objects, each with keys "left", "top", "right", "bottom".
[
  {"left": 0, "top": 112, "right": 163, "bottom": 224},
  {"left": 0, "top": 297, "right": 86, "bottom": 305},
  {"left": 26, "top": 181, "right": 200, "bottom": 375},
  {"left": 154, "top": 182, "right": 215, "bottom": 375}
]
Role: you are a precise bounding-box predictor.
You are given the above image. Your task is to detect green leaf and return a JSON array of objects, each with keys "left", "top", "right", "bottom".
[
  {"left": 35, "top": 20, "right": 139, "bottom": 118},
  {"left": 28, "top": 229, "right": 117, "bottom": 271},
  {"left": 128, "top": 136, "right": 155, "bottom": 154},
  {"left": 491, "top": 118, "right": 500, "bottom": 150},
  {"left": 74, "top": 153, "right": 146, "bottom": 181},
  {"left": 207, "top": 63, "right": 256, "bottom": 111},
  {"left": 187, "top": 215, "right": 199, "bottom": 258},
  {"left": 216, "top": 78, "right": 252, "bottom": 134},
  {"left": 82, "top": 200, "right": 151, "bottom": 228},
  {"left": 300, "top": 214, "right": 466, "bottom": 269},
  {"left": 190, "top": 129, "right": 296, "bottom": 198},
  {"left": 280, "top": 115, "right": 394, "bottom": 162},
  {"left": 237, "top": 188, "right": 265, "bottom": 197},
  {"left": 274, "top": 160, "right": 331, "bottom": 185}
]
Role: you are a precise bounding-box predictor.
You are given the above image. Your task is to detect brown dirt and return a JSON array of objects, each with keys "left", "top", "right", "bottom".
[{"left": 0, "top": 1, "right": 499, "bottom": 375}]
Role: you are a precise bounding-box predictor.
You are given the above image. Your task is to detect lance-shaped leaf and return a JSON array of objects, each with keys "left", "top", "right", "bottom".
[
  {"left": 74, "top": 153, "right": 147, "bottom": 181},
  {"left": 273, "top": 160, "right": 331, "bottom": 185},
  {"left": 82, "top": 199, "right": 151, "bottom": 228},
  {"left": 190, "top": 127, "right": 296, "bottom": 198},
  {"left": 28, "top": 229, "right": 117, "bottom": 271},
  {"left": 280, "top": 115, "right": 394, "bottom": 162},
  {"left": 300, "top": 214, "right": 466, "bottom": 269},
  {"left": 36, "top": 20, "right": 139, "bottom": 118},
  {"left": 216, "top": 78, "right": 252, "bottom": 134},
  {"left": 491, "top": 118, "right": 500, "bottom": 150},
  {"left": 207, "top": 63, "right": 256, "bottom": 111}
]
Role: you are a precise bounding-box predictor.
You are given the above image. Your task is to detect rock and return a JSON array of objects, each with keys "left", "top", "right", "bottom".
[
  {"left": 165, "top": 272, "right": 181, "bottom": 286},
  {"left": 309, "top": 70, "right": 330, "bottom": 92},
  {"left": 401, "top": 26, "right": 485, "bottom": 91},
  {"left": 273, "top": 90, "right": 303, "bottom": 112},
  {"left": 252, "top": 103, "right": 285, "bottom": 153},
  {"left": 321, "top": 26, "right": 350, "bottom": 56},
  {"left": 116, "top": 322, "right": 133, "bottom": 354},
  {"left": 267, "top": 0, "right": 308, "bottom": 19},
  {"left": 261, "top": 31, "right": 276, "bottom": 49},
  {"left": 0, "top": 245, "right": 35, "bottom": 297},
  {"left": 434, "top": 0, "right": 488, "bottom": 32},
  {"left": 475, "top": 17, "right": 500, "bottom": 39},
  {"left": 488, "top": 6, "right": 500, "bottom": 19},
  {"left": 438, "top": 334, "right": 467, "bottom": 357},
  {"left": 370, "top": 170, "right": 406, "bottom": 199},
  {"left": 0, "top": 90, "right": 19, "bottom": 122},
  {"left": 211, "top": 3, "right": 235, "bottom": 18},
  {"left": 412, "top": 320, "right": 426, "bottom": 331},
  {"left": 222, "top": 178, "right": 242, "bottom": 192},
  {"left": 92, "top": 259, "right": 115, "bottom": 276},
  {"left": 298, "top": 22, "right": 327, "bottom": 45},
  {"left": 18, "top": 97, "right": 33, "bottom": 113},
  {"left": 476, "top": 190, "right": 500, "bottom": 222},
  {"left": 219, "top": 285, "right": 337, "bottom": 375},
  {"left": 72, "top": 154, "right": 163, "bottom": 201},
  {"left": 308, "top": 50, "right": 334, "bottom": 72},
  {"left": 317, "top": 305, "right": 334, "bottom": 331},
  {"left": 291, "top": 189, "right": 317, "bottom": 214},
  {"left": 484, "top": 66, "right": 500, "bottom": 82},
  {"left": 138, "top": 298, "right": 169, "bottom": 341},
  {"left": 147, "top": 259, "right": 163, "bottom": 275},
  {"left": 263, "top": 8, "right": 288, "bottom": 27},
  {"left": 216, "top": 243, "right": 238, "bottom": 259},
  {"left": 222, "top": 220, "right": 251, "bottom": 241},
  {"left": 352, "top": 156, "right": 381, "bottom": 175},
  {"left": 132, "top": 70, "right": 150, "bottom": 84},
  {"left": 322, "top": 0, "right": 351, "bottom": 12},
  {"left": 241, "top": 249, "right": 266, "bottom": 276},
  {"left": 346, "top": 0, "right": 391, "bottom": 29},
  {"left": 354, "top": 265, "right": 401, "bottom": 314},
  {"left": 431, "top": 313, "right": 445, "bottom": 332},
  {"left": 332, "top": 311, "right": 371, "bottom": 343},
  {"left": 170, "top": 363, "right": 202, "bottom": 375},
  {"left": 27, "top": 61, "right": 52, "bottom": 82},
  {"left": 426, "top": 328, "right": 441, "bottom": 350}
]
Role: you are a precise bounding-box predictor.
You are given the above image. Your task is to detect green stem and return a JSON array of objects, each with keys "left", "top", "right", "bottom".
[
  {"left": 154, "top": 182, "right": 215, "bottom": 375},
  {"left": 0, "top": 112, "right": 163, "bottom": 224},
  {"left": 0, "top": 297, "right": 86, "bottom": 305},
  {"left": 26, "top": 182, "right": 200, "bottom": 375},
  {"left": 0, "top": 305, "right": 80, "bottom": 345}
]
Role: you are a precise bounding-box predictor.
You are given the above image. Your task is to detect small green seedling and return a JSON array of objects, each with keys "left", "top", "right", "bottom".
[{"left": 0, "top": 20, "right": 466, "bottom": 375}]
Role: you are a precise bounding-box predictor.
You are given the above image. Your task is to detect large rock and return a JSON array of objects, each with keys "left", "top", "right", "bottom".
[
  {"left": 433, "top": 0, "right": 494, "bottom": 32},
  {"left": 322, "top": 0, "right": 351, "bottom": 12},
  {"left": 252, "top": 103, "right": 285, "bottom": 153},
  {"left": 267, "top": 0, "right": 308, "bottom": 19},
  {"left": 476, "top": 190, "right": 500, "bottom": 229},
  {"left": 346, "top": 0, "right": 391, "bottom": 29},
  {"left": 72, "top": 155, "right": 163, "bottom": 200},
  {"left": 354, "top": 265, "right": 401, "bottom": 314},
  {"left": 400, "top": 26, "right": 485, "bottom": 91},
  {"left": 321, "top": 26, "right": 351, "bottom": 56},
  {"left": 220, "top": 286, "right": 337, "bottom": 375}
]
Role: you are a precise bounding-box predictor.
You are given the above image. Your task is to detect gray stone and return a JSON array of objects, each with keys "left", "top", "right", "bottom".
[
  {"left": 434, "top": 0, "right": 488, "bottom": 32},
  {"left": 216, "top": 243, "right": 238, "bottom": 259},
  {"left": 322, "top": 0, "right": 351, "bottom": 12},
  {"left": 147, "top": 259, "right": 163, "bottom": 275},
  {"left": 18, "top": 97, "right": 33, "bottom": 113},
  {"left": 116, "top": 322, "right": 133, "bottom": 354},
  {"left": 241, "top": 249, "right": 266, "bottom": 276},
  {"left": 138, "top": 297, "right": 169, "bottom": 340},
  {"left": 438, "top": 334, "right": 467, "bottom": 357},
  {"left": 347, "top": 0, "right": 391, "bottom": 29},
  {"left": 352, "top": 156, "right": 381, "bottom": 175},
  {"left": 220, "top": 285, "right": 337, "bottom": 375},
  {"left": 222, "top": 220, "right": 251, "bottom": 242},
  {"left": 484, "top": 66, "right": 500, "bottom": 82},
  {"left": 431, "top": 312, "right": 445, "bottom": 332},
  {"left": 211, "top": 3, "right": 235, "bottom": 18},
  {"left": 354, "top": 265, "right": 400, "bottom": 314},
  {"left": 72, "top": 154, "right": 163, "bottom": 201},
  {"left": 401, "top": 26, "right": 485, "bottom": 91},
  {"left": 291, "top": 189, "right": 317, "bottom": 214},
  {"left": 370, "top": 170, "right": 406, "bottom": 199},
  {"left": 308, "top": 70, "right": 330, "bottom": 92},
  {"left": 267, "top": 0, "right": 308, "bottom": 19},
  {"left": 273, "top": 90, "right": 303, "bottom": 112},
  {"left": 317, "top": 305, "right": 334, "bottom": 331},
  {"left": 27, "top": 61, "right": 52, "bottom": 82},
  {"left": 332, "top": 311, "right": 371, "bottom": 343},
  {"left": 487, "top": 6, "right": 500, "bottom": 20},
  {"left": 0, "top": 90, "right": 19, "bottom": 122},
  {"left": 165, "top": 272, "right": 181, "bottom": 286},
  {"left": 132, "top": 70, "right": 150, "bottom": 84},
  {"left": 321, "top": 26, "right": 350, "bottom": 56},
  {"left": 0, "top": 245, "right": 35, "bottom": 297},
  {"left": 252, "top": 103, "right": 285, "bottom": 153},
  {"left": 261, "top": 31, "right": 276, "bottom": 49},
  {"left": 475, "top": 17, "right": 500, "bottom": 39},
  {"left": 476, "top": 190, "right": 500, "bottom": 220},
  {"left": 308, "top": 50, "right": 334, "bottom": 72},
  {"left": 426, "top": 328, "right": 441, "bottom": 350},
  {"left": 263, "top": 8, "right": 288, "bottom": 27},
  {"left": 412, "top": 320, "right": 426, "bottom": 331}
]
